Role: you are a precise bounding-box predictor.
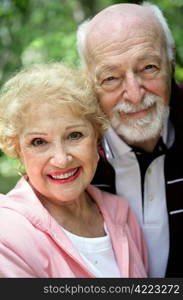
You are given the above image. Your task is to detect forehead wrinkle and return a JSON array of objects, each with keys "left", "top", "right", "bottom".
[
  {"left": 86, "top": 5, "right": 164, "bottom": 61},
  {"left": 89, "top": 26, "right": 160, "bottom": 52},
  {"left": 96, "top": 65, "right": 119, "bottom": 77}
]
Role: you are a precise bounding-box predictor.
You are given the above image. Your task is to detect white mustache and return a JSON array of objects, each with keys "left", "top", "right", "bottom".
[{"left": 112, "top": 94, "right": 160, "bottom": 114}]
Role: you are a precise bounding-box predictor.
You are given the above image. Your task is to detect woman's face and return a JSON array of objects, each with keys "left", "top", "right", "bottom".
[{"left": 17, "top": 103, "right": 99, "bottom": 205}]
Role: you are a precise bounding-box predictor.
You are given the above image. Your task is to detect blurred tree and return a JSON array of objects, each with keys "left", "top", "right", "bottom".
[
  {"left": 0, "top": 0, "right": 183, "bottom": 193},
  {"left": 0, "top": 0, "right": 183, "bottom": 85}
]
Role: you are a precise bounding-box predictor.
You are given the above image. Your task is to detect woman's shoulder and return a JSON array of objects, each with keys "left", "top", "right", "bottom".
[
  {"left": 0, "top": 181, "right": 47, "bottom": 245},
  {"left": 0, "top": 202, "right": 35, "bottom": 249}
]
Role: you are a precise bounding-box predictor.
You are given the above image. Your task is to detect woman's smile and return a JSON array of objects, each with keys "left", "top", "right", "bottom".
[{"left": 47, "top": 167, "right": 81, "bottom": 184}]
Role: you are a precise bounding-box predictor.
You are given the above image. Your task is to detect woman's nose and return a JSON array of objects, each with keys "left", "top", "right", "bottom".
[{"left": 50, "top": 146, "right": 72, "bottom": 168}]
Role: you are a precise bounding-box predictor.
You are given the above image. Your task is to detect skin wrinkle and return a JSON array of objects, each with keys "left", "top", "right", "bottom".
[
  {"left": 87, "top": 6, "right": 164, "bottom": 69},
  {"left": 91, "top": 33, "right": 163, "bottom": 75},
  {"left": 16, "top": 103, "right": 105, "bottom": 237},
  {"left": 84, "top": 4, "right": 173, "bottom": 152},
  {"left": 0, "top": 62, "right": 109, "bottom": 239},
  {"left": 95, "top": 51, "right": 163, "bottom": 82}
]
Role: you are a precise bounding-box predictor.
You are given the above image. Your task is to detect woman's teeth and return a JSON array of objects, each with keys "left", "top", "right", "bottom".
[{"left": 50, "top": 168, "right": 78, "bottom": 180}]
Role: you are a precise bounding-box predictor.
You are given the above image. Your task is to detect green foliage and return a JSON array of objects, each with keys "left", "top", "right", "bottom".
[
  {"left": 175, "top": 64, "right": 183, "bottom": 82},
  {"left": 0, "top": 0, "right": 183, "bottom": 193},
  {"left": 0, "top": 0, "right": 182, "bottom": 84},
  {"left": 0, "top": 155, "right": 20, "bottom": 193}
]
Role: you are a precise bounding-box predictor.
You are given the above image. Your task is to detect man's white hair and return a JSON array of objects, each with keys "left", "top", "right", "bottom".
[
  {"left": 76, "top": 1, "right": 175, "bottom": 68},
  {"left": 76, "top": 20, "right": 90, "bottom": 68}
]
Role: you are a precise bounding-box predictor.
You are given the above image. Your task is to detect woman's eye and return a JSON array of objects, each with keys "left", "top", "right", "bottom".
[
  {"left": 144, "top": 64, "right": 155, "bottom": 70},
  {"left": 69, "top": 132, "right": 83, "bottom": 140},
  {"left": 31, "top": 138, "right": 46, "bottom": 146}
]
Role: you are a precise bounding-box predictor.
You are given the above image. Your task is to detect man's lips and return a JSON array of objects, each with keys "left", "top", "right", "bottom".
[{"left": 119, "top": 105, "right": 154, "bottom": 119}]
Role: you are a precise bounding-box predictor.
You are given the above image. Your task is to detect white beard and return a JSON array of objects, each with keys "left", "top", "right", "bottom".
[{"left": 110, "top": 94, "right": 170, "bottom": 143}]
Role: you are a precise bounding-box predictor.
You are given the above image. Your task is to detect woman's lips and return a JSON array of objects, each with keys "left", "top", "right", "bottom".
[{"left": 47, "top": 167, "right": 81, "bottom": 184}]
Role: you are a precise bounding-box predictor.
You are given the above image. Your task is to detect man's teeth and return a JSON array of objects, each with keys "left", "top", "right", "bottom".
[{"left": 51, "top": 169, "right": 78, "bottom": 180}]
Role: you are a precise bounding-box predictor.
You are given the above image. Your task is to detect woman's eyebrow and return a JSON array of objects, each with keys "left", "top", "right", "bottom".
[
  {"left": 25, "top": 124, "right": 86, "bottom": 136},
  {"left": 65, "top": 124, "right": 86, "bottom": 130},
  {"left": 25, "top": 132, "right": 48, "bottom": 136}
]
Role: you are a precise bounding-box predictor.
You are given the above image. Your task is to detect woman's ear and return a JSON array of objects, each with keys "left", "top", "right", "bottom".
[{"left": 13, "top": 137, "right": 22, "bottom": 159}]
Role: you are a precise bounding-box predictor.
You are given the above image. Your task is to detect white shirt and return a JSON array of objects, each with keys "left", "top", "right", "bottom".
[
  {"left": 102, "top": 120, "right": 175, "bottom": 277},
  {"left": 61, "top": 224, "right": 121, "bottom": 278}
]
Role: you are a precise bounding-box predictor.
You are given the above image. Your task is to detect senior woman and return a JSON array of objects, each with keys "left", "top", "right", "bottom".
[{"left": 0, "top": 63, "right": 148, "bottom": 278}]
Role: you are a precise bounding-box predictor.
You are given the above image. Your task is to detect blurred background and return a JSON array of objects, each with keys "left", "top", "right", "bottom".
[{"left": 0, "top": 0, "right": 183, "bottom": 193}]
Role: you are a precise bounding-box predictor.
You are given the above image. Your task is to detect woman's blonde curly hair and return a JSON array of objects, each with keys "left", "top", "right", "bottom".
[{"left": 0, "top": 62, "right": 109, "bottom": 158}]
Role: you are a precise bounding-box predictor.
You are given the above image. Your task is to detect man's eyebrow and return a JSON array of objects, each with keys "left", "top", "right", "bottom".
[
  {"left": 96, "top": 65, "right": 118, "bottom": 77},
  {"left": 137, "top": 54, "right": 161, "bottom": 62},
  {"left": 96, "top": 54, "right": 161, "bottom": 77}
]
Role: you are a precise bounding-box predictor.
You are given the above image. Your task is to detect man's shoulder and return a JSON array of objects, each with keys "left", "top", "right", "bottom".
[
  {"left": 169, "top": 80, "right": 183, "bottom": 141},
  {"left": 171, "top": 80, "right": 183, "bottom": 103},
  {"left": 176, "top": 82, "right": 183, "bottom": 91},
  {"left": 91, "top": 153, "right": 116, "bottom": 194}
]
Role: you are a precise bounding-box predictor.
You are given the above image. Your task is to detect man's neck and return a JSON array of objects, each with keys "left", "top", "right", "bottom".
[{"left": 127, "top": 135, "right": 161, "bottom": 153}]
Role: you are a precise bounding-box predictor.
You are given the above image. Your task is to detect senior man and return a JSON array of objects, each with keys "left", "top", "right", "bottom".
[{"left": 76, "top": 2, "right": 183, "bottom": 277}]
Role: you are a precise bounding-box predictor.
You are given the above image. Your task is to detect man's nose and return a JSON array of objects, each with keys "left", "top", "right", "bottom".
[{"left": 122, "top": 73, "right": 145, "bottom": 104}]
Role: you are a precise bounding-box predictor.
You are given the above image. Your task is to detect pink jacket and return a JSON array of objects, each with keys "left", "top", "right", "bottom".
[{"left": 0, "top": 178, "right": 148, "bottom": 278}]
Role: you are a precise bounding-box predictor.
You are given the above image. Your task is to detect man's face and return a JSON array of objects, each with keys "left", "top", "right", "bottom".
[{"left": 88, "top": 23, "right": 172, "bottom": 144}]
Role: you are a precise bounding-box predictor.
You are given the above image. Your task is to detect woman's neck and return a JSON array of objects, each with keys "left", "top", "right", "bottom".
[{"left": 36, "top": 189, "right": 105, "bottom": 238}]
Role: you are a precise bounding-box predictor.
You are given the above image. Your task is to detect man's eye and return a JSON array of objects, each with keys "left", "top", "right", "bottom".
[
  {"left": 69, "top": 132, "right": 83, "bottom": 140},
  {"left": 31, "top": 138, "right": 46, "bottom": 146},
  {"left": 105, "top": 76, "right": 116, "bottom": 81},
  {"left": 104, "top": 76, "right": 116, "bottom": 82}
]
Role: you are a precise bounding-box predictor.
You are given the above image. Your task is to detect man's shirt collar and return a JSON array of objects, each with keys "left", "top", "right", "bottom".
[{"left": 103, "top": 117, "right": 175, "bottom": 159}]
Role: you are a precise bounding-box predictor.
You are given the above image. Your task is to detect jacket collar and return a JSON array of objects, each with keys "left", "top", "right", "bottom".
[
  {"left": 2, "top": 177, "right": 128, "bottom": 229},
  {"left": 1, "top": 177, "right": 130, "bottom": 277}
]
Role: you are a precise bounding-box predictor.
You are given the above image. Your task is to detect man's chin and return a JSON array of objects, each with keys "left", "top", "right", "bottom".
[
  {"left": 111, "top": 103, "right": 170, "bottom": 143},
  {"left": 111, "top": 118, "right": 162, "bottom": 143},
  {"left": 115, "top": 125, "right": 159, "bottom": 143}
]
